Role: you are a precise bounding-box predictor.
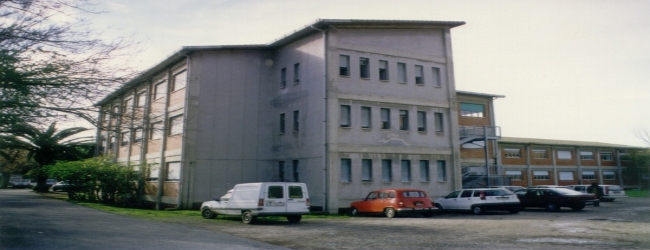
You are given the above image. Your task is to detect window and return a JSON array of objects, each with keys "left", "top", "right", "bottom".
[
  {"left": 419, "top": 160, "right": 430, "bottom": 182},
  {"left": 399, "top": 110, "right": 409, "bottom": 130},
  {"left": 136, "top": 91, "right": 147, "bottom": 107},
  {"left": 169, "top": 115, "right": 183, "bottom": 135},
  {"left": 432, "top": 67, "right": 441, "bottom": 87},
  {"left": 288, "top": 186, "right": 303, "bottom": 198},
  {"left": 437, "top": 160, "right": 447, "bottom": 181},
  {"left": 417, "top": 111, "right": 426, "bottom": 131},
  {"left": 341, "top": 159, "right": 351, "bottom": 182},
  {"left": 434, "top": 112, "right": 444, "bottom": 132},
  {"left": 600, "top": 152, "right": 613, "bottom": 161},
  {"left": 280, "top": 68, "right": 287, "bottom": 88},
  {"left": 460, "top": 103, "right": 484, "bottom": 117},
  {"left": 582, "top": 171, "right": 596, "bottom": 180},
  {"left": 123, "top": 98, "right": 132, "bottom": 114},
  {"left": 559, "top": 171, "right": 574, "bottom": 180},
  {"left": 401, "top": 160, "right": 411, "bottom": 182},
  {"left": 172, "top": 70, "right": 187, "bottom": 91},
  {"left": 506, "top": 170, "right": 522, "bottom": 180},
  {"left": 415, "top": 65, "right": 423, "bottom": 84},
  {"left": 148, "top": 164, "right": 160, "bottom": 181},
  {"left": 340, "top": 105, "right": 351, "bottom": 127},
  {"left": 268, "top": 186, "right": 284, "bottom": 199},
  {"left": 533, "top": 171, "right": 549, "bottom": 180},
  {"left": 380, "top": 108, "right": 390, "bottom": 129},
  {"left": 379, "top": 60, "right": 388, "bottom": 80},
  {"left": 397, "top": 62, "right": 407, "bottom": 83},
  {"left": 382, "top": 159, "right": 392, "bottom": 182},
  {"left": 580, "top": 151, "right": 594, "bottom": 160},
  {"left": 278, "top": 161, "right": 285, "bottom": 182},
  {"left": 150, "top": 121, "right": 163, "bottom": 140},
  {"left": 359, "top": 57, "right": 369, "bottom": 78},
  {"left": 134, "top": 128, "right": 143, "bottom": 143},
  {"left": 293, "top": 110, "right": 299, "bottom": 132},
  {"left": 603, "top": 171, "right": 616, "bottom": 180},
  {"left": 339, "top": 55, "right": 350, "bottom": 76},
  {"left": 109, "top": 136, "right": 116, "bottom": 149},
  {"left": 293, "top": 63, "right": 300, "bottom": 83},
  {"left": 154, "top": 80, "right": 166, "bottom": 100},
  {"left": 121, "top": 130, "right": 130, "bottom": 146},
  {"left": 362, "top": 159, "right": 372, "bottom": 181},
  {"left": 361, "top": 106, "right": 371, "bottom": 128},
  {"left": 505, "top": 149, "right": 521, "bottom": 158},
  {"left": 279, "top": 113, "right": 285, "bottom": 134},
  {"left": 167, "top": 162, "right": 180, "bottom": 180},
  {"left": 557, "top": 150, "right": 572, "bottom": 159},
  {"left": 532, "top": 149, "right": 548, "bottom": 159},
  {"left": 292, "top": 160, "right": 299, "bottom": 182}
]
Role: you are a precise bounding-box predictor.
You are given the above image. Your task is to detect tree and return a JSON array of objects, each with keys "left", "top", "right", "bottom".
[
  {"left": 0, "top": 0, "right": 137, "bottom": 131},
  {"left": 0, "top": 122, "right": 94, "bottom": 191},
  {"left": 0, "top": 148, "right": 37, "bottom": 187}
]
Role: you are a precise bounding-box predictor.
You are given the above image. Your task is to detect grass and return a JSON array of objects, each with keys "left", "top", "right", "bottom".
[{"left": 626, "top": 189, "right": 650, "bottom": 197}]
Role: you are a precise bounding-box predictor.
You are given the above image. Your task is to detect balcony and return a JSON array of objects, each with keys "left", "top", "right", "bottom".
[{"left": 459, "top": 126, "right": 501, "bottom": 144}]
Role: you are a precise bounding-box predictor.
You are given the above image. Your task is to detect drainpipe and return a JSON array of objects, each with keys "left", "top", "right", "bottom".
[{"left": 310, "top": 25, "right": 329, "bottom": 213}]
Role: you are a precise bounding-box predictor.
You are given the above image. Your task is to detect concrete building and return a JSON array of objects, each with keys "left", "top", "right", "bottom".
[{"left": 95, "top": 19, "right": 466, "bottom": 212}]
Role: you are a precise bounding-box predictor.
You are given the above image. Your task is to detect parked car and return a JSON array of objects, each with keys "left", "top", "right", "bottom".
[
  {"left": 45, "top": 179, "right": 57, "bottom": 187},
  {"left": 515, "top": 187, "right": 598, "bottom": 211},
  {"left": 350, "top": 189, "right": 437, "bottom": 218},
  {"left": 11, "top": 179, "right": 32, "bottom": 189},
  {"left": 488, "top": 186, "right": 525, "bottom": 192},
  {"left": 433, "top": 188, "right": 521, "bottom": 215},
  {"left": 567, "top": 184, "right": 627, "bottom": 202},
  {"left": 200, "top": 182, "right": 310, "bottom": 224},
  {"left": 528, "top": 185, "right": 571, "bottom": 189},
  {"left": 51, "top": 181, "right": 72, "bottom": 192}
]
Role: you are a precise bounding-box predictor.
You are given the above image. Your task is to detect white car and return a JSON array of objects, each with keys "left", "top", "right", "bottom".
[
  {"left": 567, "top": 184, "right": 627, "bottom": 202},
  {"left": 201, "top": 182, "right": 310, "bottom": 224},
  {"left": 434, "top": 188, "right": 521, "bottom": 214}
]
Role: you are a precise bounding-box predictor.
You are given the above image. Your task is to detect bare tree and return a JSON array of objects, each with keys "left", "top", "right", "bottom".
[{"left": 0, "top": 0, "right": 138, "bottom": 131}]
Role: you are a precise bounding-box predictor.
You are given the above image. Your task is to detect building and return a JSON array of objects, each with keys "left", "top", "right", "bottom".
[{"left": 95, "top": 19, "right": 466, "bottom": 212}]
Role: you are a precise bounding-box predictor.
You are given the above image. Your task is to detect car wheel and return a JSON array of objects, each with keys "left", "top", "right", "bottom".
[
  {"left": 545, "top": 203, "right": 560, "bottom": 212},
  {"left": 350, "top": 207, "right": 360, "bottom": 216},
  {"left": 201, "top": 208, "right": 216, "bottom": 219},
  {"left": 242, "top": 211, "right": 256, "bottom": 224},
  {"left": 472, "top": 206, "right": 484, "bottom": 215},
  {"left": 435, "top": 203, "right": 445, "bottom": 212},
  {"left": 384, "top": 208, "right": 396, "bottom": 218},
  {"left": 571, "top": 204, "right": 586, "bottom": 211},
  {"left": 287, "top": 215, "right": 302, "bottom": 223}
]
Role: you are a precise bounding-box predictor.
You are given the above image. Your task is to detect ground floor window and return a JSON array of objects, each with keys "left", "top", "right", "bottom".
[
  {"left": 166, "top": 162, "right": 180, "bottom": 180},
  {"left": 582, "top": 171, "right": 596, "bottom": 180},
  {"left": 603, "top": 171, "right": 616, "bottom": 180},
  {"left": 340, "top": 159, "right": 351, "bottom": 182},
  {"left": 437, "top": 161, "right": 447, "bottom": 182},
  {"left": 506, "top": 170, "right": 522, "bottom": 180},
  {"left": 559, "top": 171, "right": 574, "bottom": 180},
  {"left": 533, "top": 171, "right": 549, "bottom": 180}
]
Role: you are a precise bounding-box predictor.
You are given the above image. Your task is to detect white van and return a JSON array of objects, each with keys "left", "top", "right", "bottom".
[
  {"left": 200, "top": 182, "right": 310, "bottom": 224},
  {"left": 567, "top": 184, "right": 627, "bottom": 202}
]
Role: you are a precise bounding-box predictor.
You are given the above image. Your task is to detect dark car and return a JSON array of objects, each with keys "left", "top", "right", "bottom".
[
  {"left": 515, "top": 188, "right": 598, "bottom": 211},
  {"left": 350, "top": 189, "right": 437, "bottom": 218}
]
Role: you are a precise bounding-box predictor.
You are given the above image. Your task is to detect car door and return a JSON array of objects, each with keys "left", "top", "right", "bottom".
[
  {"left": 286, "top": 184, "right": 308, "bottom": 213},
  {"left": 264, "top": 184, "right": 287, "bottom": 214},
  {"left": 455, "top": 190, "right": 475, "bottom": 210},
  {"left": 436, "top": 190, "right": 461, "bottom": 209},
  {"left": 357, "top": 192, "right": 380, "bottom": 213}
]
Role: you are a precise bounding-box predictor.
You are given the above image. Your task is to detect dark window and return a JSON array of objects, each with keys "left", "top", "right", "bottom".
[
  {"left": 380, "top": 108, "right": 390, "bottom": 129},
  {"left": 379, "top": 60, "right": 388, "bottom": 80},
  {"left": 293, "top": 63, "right": 300, "bottom": 83},
  {"left": 360, "top": 57, "right": 369, "bottom": 78},
  {"left": 339, "top": 55, "right": 350, "bottom": 76},
  {"left": 399, "top": 110, "right": 409, "bottom": 130},
  {"left": 268, "top": 186, "right": 284, "bottom": 199},
  {"left": 340, "top": 105, "right": 351, "bottom": 127},
  {"left": 292, "top": 160, "right": 299, "bottom": 182},
  {"left": 293, "top": 110, "right": 299, "bottom": 132},
  {"left": 415, "top": 65, "right": 423, "bottom": 84},
  {"left": 279, "top": 113, "right": 285, "bottom": 134},
  {"left": 280, "top": 68, "right": 287, "bottom": 88},
  {"left": 288, "top": 186, "right": 303, "bottom": 198}
]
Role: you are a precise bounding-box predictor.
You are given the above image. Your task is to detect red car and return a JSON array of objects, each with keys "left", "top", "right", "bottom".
[{"left": 350, "top": 189, "right": 437, "bottom": 218}]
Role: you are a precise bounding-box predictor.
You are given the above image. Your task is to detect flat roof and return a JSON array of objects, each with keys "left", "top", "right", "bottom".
[
  {"left": 500, "top": 137, "right": 645, "bottom": 149},
  {"left": 457, "top": 90, "right": 505, "bottom": 99}
]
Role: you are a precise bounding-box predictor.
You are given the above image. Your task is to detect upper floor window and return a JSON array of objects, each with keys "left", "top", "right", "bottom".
[
  {"left": 600, "top": 152, "right": 613, "bottom": 161},
  {"left": 580, "top": 151, "right": 594, "bottom": 160},
  {"left": 603, "top": 171, "right": 616, "bottom": 180},
  {"left": 379, "top": 60, "right": 388, "bottom": 80},
  {"left": 154, "top": 80, "right": 166, "bottom": 100},
  {"left": 279, "top": 113, "right": 285, "bottom": 134},
  {"left": 582, "top": 171, "right": 596, "bottom": 180},
  {"left": 293, "top": 110, "right": 299, "bottom": 132},
  {"left": 557, "top": 150, "right": 572, "bottom": 159},
  {"left": 150, "top": 121, "right": 163, "bottom": 140},
  {"left": 505, "top": 149, "right": 521, "bottom": 158},
  {"left": 121, "top": 130, "right": 130, "bottom": 146},
  {"left": 293, "top": 63, "right": 300, "bottom": 83},
  {"left": 359, "top": 57, "right": 369, "bottom": 78},
  {"left": 136, "top": 91, "right": 147, "bottom": 107},
  {"left": 380, "top": 108, "right": 390, "bottom": 129},
  {"left": 531, "top": 149, "right": 548, "bottom": 159},
  {"left": 397, "top": 62, "right": 407, "bottom": 83},
  {"left": 362, "top": 159, "right": 372, "bottom": 182},
  {"left": 169, "top": 115, "right": 184, "bottom": 135},
  {"left": 167, "top": 162, "right": 181, "bottom": 181},
  {"left": 123, "top": 97, "right": 133, "bottom": 114},
  {"left": 460, "top": 103, "right": 484, "bottom": 117},
  {"left": 417, "top": 111, "right": 426, "bottom": 131},
  {"left": 339, "top": 55, "right": 350, "bottom": 76},
  {"left": 434, "top": 112, "right": 444, "bottom": 132},
  {"left": 399, "top": 110, "right": 409, "bottom": 130},
  {"left": 340, "top": 105, "right": 351, "bottom": 127},
  {"left": 415, "top": 65, "right": 424, "bottom": 85},
  {"left": 134, "top": 128, "right": 143, "bottom": 143},
  {"left": 280, "top": 68, "right": 287, "bottom": 88},
  {"left": 432, "top": 67, "right": 441, "bottom": 87},
  {"left": 361, "top": 106, "right": 371, "bottom": 129},
  {"left": 382, "top": 159, "right": 392, "bottom": 182},
  {"left": 172, "top": 70, "right": 187, "bottom": 91}
]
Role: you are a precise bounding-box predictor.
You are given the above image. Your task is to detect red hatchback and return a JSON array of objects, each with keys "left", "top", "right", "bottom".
[{"left": 350, "top": 189, "right": 437, "bottom": 218}]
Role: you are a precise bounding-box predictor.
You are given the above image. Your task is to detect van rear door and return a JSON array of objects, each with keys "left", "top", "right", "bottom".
[
  {"left": 263, "top": 184, "right": 288, "bottom": 214},
  {"left": 286, "top": 184, "right": 309, "bottom": 212}
]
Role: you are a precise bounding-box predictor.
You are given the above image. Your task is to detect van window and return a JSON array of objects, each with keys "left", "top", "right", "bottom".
[
  {"left": 288, "top": 186, "right": 303, "bottom": 198},
  {"left": 460, "top": 190, "right": 472, "bottom": 198},
  {"left": 268, "top": 186, "right": 284, "bottom": 199}
]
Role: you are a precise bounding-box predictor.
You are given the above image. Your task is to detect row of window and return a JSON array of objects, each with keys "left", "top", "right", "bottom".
[
  {"left": 504, "top": 149, "right": 615, "bottom": 161},
  {"left": 340, "top": 159, "right": 447, "bottom": 183},
  {"left": 280, "top": 63, "right": 300, "bottom": 88},
  {"left": 340, "top": 106, "right": 444, "bottom": 132},
  {"left": 278, "top": 160, "right": 300, "bottom": 182},
  {"left": 506, "top": 170, "right": 616, "bottom": 180},
  {"left": 108, "top": 69, "right": 187, "bottom": 117},
  {"left": 338, "top": 55, "right": 442, "bottom": 86},
  {"left": 148, "top": 161, "right": 181, "bottom": 181},
  {"left": 104, "top": 115, "right": 184, "bottom": 150}
]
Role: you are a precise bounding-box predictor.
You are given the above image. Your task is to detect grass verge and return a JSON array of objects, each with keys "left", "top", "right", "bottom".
[{"left": 626, "top": 189, "right": 650, "bottom": 197}]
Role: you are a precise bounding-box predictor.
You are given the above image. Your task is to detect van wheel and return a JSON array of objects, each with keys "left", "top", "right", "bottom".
[
  {"left": 350, "top": 207, "right": 360, "bottom": 216},
  {"left": 472, "top": 206, "right": 484, "bottom": 215},
  {"left": 287, "top": 215, "right": 302, "bottom": 223},
  {"left": 384, "top": 208, "right": 396, "bottom": 218},
  {"left": 242, "top": 211, "right": 256, "bottom": 224},
  {"left": 201, "top": 208, "right": 216, "bottom": 219},
  {"left": 545, "top": 203, "right": 560, "bottom": 212}
]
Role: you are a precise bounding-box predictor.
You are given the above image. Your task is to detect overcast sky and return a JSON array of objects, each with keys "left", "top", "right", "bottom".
[{"left": 81, "top": 0, "right": 650, "bottom": 147}]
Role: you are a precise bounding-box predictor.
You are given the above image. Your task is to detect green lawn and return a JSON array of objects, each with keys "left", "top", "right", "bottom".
[{"left": 626, "top": 189, "right": 650, "bottom": 197}]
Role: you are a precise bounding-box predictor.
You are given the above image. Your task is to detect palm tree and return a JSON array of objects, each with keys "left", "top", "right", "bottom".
[{"left": 0, "top": 123, "right": 95, "bottom": 191}]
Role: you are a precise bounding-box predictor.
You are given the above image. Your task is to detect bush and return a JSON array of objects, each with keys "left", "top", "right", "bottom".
[{"left": 45, "top": 157, "right": 146, "bottom": 207}]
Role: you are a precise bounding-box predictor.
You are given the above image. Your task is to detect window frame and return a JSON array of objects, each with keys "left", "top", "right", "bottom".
[
  {"left": 397, "top": 62, "right": 407, "bottom": 83},
  {"left": 434, "top": 112, "right": 444, "bottom": 132},
  {"left": 293, "top": 110, "right": 299, "bottom": 132},
  {"left": 150, "top": 121, "right": 163, "bottom": 140},
  {"left": 361, "top": 106, "right": 371, "bottom": 129},
  {"left": 379, "top": 60, "right": 388, "bottom": 81},
  {"left": 382, "top": 159, "right": 392, "bottom": 182},
  {"left": 279, "top": 113, "right": 286, "bottom": 134},
  {"left": 414, "top": 65, "right": 424, "bottom": 85},
  {"left": 166, "top": 162, "right": 181, "bottom": 181},
  {"left": 293, "top": 63, "right": 300, "bottom": 83},
  {"left": 280, "top": 68, "right": 287, "bottom": 88},
  {"left": 436, "top": 160, "right": 447, "bottom": 182},
  {"left": 362, "top": 159, "right": 372, "bottom": 182},
  {"left": 460, "top": 103, "right": 485, "bottom": 117},
  {"left": 505, "top": 170, "right": 522, "bottom": 180},
  {"left": 557, "top": 150, "right": 572, "bottom": 159},
  {"left": 340, "top": 158, "right": 351, "bottom": 182},
  {"left": 531, "top": 149, "right": 548, "bottom": 159},
  {"left": 505, "top": 148, "right": 521, "bottom": 158},
  {"left": 582, "top": 171, "right": 596, "bottom": 180},
  {"left": 380, "top": 108, "right": 390, "bottom": 129},
  {"left": 339, "top": 55, "right": 350, "bottom": 76},
  {"left": 533, "top": 171, "right": 550, "bottom": 180},
  {"left": 419, "top": 160, "right": 430, "bottom": 182},
  {"left": 603, "top": 171, "right": 616, "bottom": 180},
  {"left": 580, "top": 151, "right": 595, "bottom": 160},
  {"left": 171, "top": 70, "right": 187, "bottom": 92},
  {"left": 432, "top": 67, "right": 441, "bottom": 87},
  {"left": 340, "top": 105, "right": 351, "bottom": 128},
  {"left": 600, "top": 152, "right": 613, "bottom": 161},
  {"left": 417, "top": 111, "right": 426, "bottom": 132},
  {"left": 399, "top": 110, "right": 409, "bottom": 131},
  {"left": 559, "top": 171, "right": 574, "bottom": 180},
  {"left": 154, "top": 80, "right": 166, "bottom": 100},
  {"left": 401, "top": 160, "right": 411, "bottom": 182},
  {"left": 169, "top": 115, "right": 184, "bottom": 136},
  {"left": 359, "top": 57, "right": 369, "bottom": 78}
]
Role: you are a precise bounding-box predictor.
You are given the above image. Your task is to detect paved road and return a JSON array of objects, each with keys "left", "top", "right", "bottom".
[{"left": 0, "top": 189, "right": 290, "bottom": 250}]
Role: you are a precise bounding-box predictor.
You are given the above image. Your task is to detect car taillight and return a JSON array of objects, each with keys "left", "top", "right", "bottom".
[
  {"left": 258, "top": 199, "right": 264, "bottom": 206},
  {"left": 306, "top": 198, "right": 310, "bottom": 206}
]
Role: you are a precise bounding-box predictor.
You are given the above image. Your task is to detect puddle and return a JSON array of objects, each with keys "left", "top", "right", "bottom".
[{"left": 517, "top": 237, "right": 613, "bottom": 245}]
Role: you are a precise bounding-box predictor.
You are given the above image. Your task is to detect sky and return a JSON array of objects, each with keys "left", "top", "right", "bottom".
[{"left": 78, "top": 0, "right": 650, "bottom": 147}]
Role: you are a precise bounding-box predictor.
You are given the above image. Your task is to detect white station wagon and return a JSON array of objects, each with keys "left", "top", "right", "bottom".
[{"left": 434, "top": 188, "right": 521, "bottom": 214}]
